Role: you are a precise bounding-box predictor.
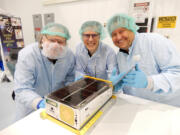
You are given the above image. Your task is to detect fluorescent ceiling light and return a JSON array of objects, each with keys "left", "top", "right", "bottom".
[{"left": 43, "top": 0, "right": 83, "bottom": 5}]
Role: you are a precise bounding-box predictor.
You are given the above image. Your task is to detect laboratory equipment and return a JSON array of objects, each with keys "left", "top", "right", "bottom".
[{"left": 44, "top": 76, "right": 113, "bottom": 130}]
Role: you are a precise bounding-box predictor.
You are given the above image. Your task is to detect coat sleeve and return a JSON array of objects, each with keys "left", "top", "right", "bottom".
[
  {"left": 150, "top": 34, "right": 180, "bottom": 93},
  {"left": 14, "top": 50, "right": 41, "bottom": 110}
]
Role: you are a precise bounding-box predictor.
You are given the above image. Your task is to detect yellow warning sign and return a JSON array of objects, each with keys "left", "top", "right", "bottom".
[{"left": 158, "top": 16, "right": 177, "bottom": 28}]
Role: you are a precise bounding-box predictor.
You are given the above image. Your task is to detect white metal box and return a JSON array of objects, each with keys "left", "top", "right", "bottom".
[{"left": 45, "top": 77, "right": 112, "bottom": 129}]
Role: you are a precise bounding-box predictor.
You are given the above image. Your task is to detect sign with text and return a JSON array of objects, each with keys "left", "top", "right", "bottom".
[
  {"left": 132, "top": 2, "right": 150, "bottom": 23},
  {"left": 158, "top": 16, "right": 177, "bottom": 28},
  {"left": 0, "top": 15, "right": 24, "bottom": 76}
]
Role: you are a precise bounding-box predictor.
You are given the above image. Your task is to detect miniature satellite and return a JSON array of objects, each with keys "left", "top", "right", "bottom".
[{"left": 44, "top": 76, "right": 113, "bottom": 130}]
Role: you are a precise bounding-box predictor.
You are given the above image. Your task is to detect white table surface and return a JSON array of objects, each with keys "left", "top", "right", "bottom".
[{"left": 1, "top": 93, "right": 180, "bottom": 135}]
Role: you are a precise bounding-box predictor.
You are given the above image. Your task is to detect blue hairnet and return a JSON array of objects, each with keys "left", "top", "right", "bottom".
[
  {"left": 41, "top": 23, "right": 71, "bottom": 40},
  {"left": 107, "top": 14, "right": 139, "bottom": 36},
  {"left": 79, "top": 21, "right": 106, "bottom": 40}
]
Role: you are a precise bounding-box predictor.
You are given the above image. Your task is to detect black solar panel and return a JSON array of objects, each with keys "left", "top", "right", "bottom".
[{"left": 47, "top": 77, "right": 110, "bottom": 107}]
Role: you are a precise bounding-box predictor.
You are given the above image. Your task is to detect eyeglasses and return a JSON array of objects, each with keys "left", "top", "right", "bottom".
[
  {"left": 45, "top": 35, "right": 66, "bottom": 45},
  {"left": 82, "top": 34, "right": 99, "bottom": 39}
]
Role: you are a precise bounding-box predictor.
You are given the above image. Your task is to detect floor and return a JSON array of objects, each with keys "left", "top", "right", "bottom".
[{"left": 0, "top": 81, "right": 15, "bottom": 131}]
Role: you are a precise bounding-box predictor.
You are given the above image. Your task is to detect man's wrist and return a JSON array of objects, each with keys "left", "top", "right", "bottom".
[{"left": 32, "top": 97, "right": 43, "bottom": 110}]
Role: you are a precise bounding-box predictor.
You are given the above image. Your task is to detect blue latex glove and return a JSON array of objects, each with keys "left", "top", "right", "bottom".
[
  {"left": 75, "top": 75, "right": 83, "bottom": 81},
  {"left": 123, "top": 64, "right": 148, "bottom": 88},
  {"left": 114, "top": 81, "right": 123, "bottom": 93},
  {"left": 0, "top": 60, "right": 4, "bottom": 71},
  {"left": 110, "top": 68, "right": 119, "bottom": 85},
  {"left": 110, "top": 68, "right": 125, "bottom": 92},
  {"left": 37, "top": 99, "right": 45, "bottom": 109}
]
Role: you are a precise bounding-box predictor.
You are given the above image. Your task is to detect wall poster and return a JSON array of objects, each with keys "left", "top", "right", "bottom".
[{"left": 0, "top": 15, "right": 24, "bottom": 79}]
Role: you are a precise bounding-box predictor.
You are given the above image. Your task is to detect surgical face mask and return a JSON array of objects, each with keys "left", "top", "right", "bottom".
[{"left": 41, "top": 42, "right": 68, "bottom": 59}]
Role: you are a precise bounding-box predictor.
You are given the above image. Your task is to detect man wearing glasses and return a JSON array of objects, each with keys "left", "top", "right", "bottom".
[
  {"left": 75, "top": 21, "right": 118, "bottom": 80},
  {"left": 14, "top": 23, "right": 75, "bottom": 121}
]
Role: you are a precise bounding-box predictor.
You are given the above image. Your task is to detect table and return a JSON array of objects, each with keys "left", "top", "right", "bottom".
[{"left": 1, "top": 93, "right": 180, "bottom": 135}]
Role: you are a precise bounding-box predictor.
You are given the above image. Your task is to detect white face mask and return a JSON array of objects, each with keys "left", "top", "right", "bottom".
[{"left": 41, "top": 42, "right": 68, "bottom": 59}]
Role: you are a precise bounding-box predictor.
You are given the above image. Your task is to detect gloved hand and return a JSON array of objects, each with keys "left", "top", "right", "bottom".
[
  {"left": 37, "top": 99, "right": 45, "bottom": 109},
  {"left": 122, "top": 64, "right": 148, "bottom": 88},
  {"left": 75, "top": 75, "right": 83, "bottom": 81},
  {"left": 110, "top": 68, "right": 125, "bottom": 92},
  {"left": 114, "top": 81, "right": 123, "bottom": 93},
  {"left": 0, "top": 60, "right": 4, "bottom": 71}
]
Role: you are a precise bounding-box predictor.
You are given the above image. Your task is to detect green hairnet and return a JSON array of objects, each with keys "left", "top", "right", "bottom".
[
  {"left": 107, "top": 14, "right": 139, "bottom": 36},
  {"left": 41, "top": 23, "right": 71, "bottom": 40},
  {"left": 79, "top": 21, "right": 106, "bottom": 40}
]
